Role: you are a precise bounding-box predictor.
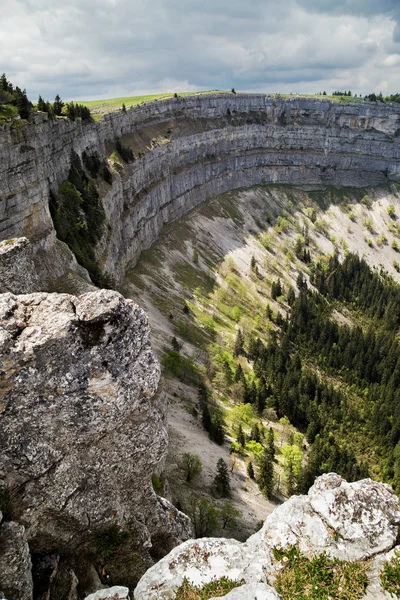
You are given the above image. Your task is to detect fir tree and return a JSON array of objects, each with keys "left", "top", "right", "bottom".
[
  {"left": 247, "top": 461, "right": 255, "bottom": 480},
  {"left": 268, "top": 427, "right": 275, "bottom": 460},
  {"left": 233, "top": 329, "right": 245, "bottom": 357},
  {"left": 237, "top": 424, "right": 246, "bottom": 446},
  {"left": 258, "top": 448, "right": 274, "bottom": 499},
  {"left": 214, "top": 458, "right": 231, "bottom": 497}
]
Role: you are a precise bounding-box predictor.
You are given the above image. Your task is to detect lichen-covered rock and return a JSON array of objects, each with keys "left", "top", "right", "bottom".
[
  {"left": 0, "top": 237, "right": 39, "bottom": 294},
  {"left": 0, "top": 290, "right": 190, "bottom": 576},
  {"left": 210, "top": 583, "right": 281, "bottom": 599},
  {"left": 134, "top": 474, "right": 400, "bottom": 599},
  {"left": 84, "top": 587, "right": 130, "bottom": 600},
  {"left": 0, "top": 513, "right": 33, "bottom": 600}
]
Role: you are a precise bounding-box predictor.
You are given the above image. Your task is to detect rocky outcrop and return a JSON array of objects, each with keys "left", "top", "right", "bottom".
[
  {"left": 0, "top": 511, "right": 33, "bottom": 600},
  {"left": 134, "top": 473, "right": 400, "bottom": 599},
  {"left": 0, "top": 289, "right": 191, "bottom": 596},
  {"left": 0, "top": 237, "right": 39, "bottom": 294},
  {"left": 1, "top": 95, "right": 400, "bottom": 286},
  {"left": 84, "top": 587, "right": 130, "bottom": 600}
]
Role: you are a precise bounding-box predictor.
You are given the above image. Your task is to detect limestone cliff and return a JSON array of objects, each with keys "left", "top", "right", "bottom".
[
  {"left": 1, "top": 95, "right": 400, "bottom": 286},
  {"left": 0, "top": 289, "right": 191, "bottom": 597}
]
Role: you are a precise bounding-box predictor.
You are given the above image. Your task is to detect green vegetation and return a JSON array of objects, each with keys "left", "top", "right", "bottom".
[
  {"left": 151, "top": 472, "right": 164, "bottom": 493},
  {"left": 273, "top": 546, "right": 369, "bottom": 600},
  {"left": 75, "top": 90, "right": 226, "bottom": 119},
  {"left": 162, "top": 351, "right": 200, "bottom": 385},
  {"left": 213, "top": 458, "right": 231, "bottom": 497},
  {"left": 174, "top": 576, "right": 243, "bottom": 600},
  {"left": 380, "top": 550, "right": 400, "bottom": 597},
  {"left": 1, "top": 73, "right": 92, "bottom": 122},
  {"left": 49, "top": 150, "right": 107, "bottom": 286},
  {"left": 182, "top": 453, "right": 202, "bottom": 482},
  {"left": 388, "top": 204, "right": 397, "bottom": 220}
]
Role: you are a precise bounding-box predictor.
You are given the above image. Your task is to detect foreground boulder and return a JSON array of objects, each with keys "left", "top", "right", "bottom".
[
  {"left": 0, "top": 511, "right": 33, "bottom": 600},
  {"left": 0, "top": 290, "right": 191, "bottom": 596},
  {"left": 134, "top": 474, "right": 400, "bottom": 599}
]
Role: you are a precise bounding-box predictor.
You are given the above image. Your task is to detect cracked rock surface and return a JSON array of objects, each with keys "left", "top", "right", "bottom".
[
  {"left": 134, "top": 474, "right": 400, "bottom": 599},
  {"left": 0, "top": 289, "right": 191, "bottom": 593}
]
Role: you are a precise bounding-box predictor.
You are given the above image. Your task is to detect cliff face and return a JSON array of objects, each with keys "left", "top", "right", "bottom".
[
  {"left": 1, "top": 94, "right": 400, "bottom": 285},
  {"left": 0, "top": 289, "right": 191, "bottom": 596}
]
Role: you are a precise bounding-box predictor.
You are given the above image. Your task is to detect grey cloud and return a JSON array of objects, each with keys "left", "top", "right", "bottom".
[{"left": 0, "top": 0, "right": 398, "bottom": 100}]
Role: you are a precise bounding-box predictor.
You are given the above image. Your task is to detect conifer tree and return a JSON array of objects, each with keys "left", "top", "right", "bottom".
[
  {"left": 247, "top": 461, "right": 255, "bottom": 480},
  {"left": 258, "top": 448, "right": 274, "bottom": 499},
  {"left": 268, "top": 427, "right": 275, "bottom": 460},
  {"left": 236, "top": 424, "right": 245, "bottom": 446},
  {"left": 214, "top": 458, "right": 231, "bottom": 497},
  {"left": 233, "top": 329, "right": 245, "bottom": 357}
]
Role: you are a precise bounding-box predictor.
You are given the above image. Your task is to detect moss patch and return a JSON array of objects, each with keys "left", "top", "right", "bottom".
[
  {"left": 381, "top": 550, "right": 400, "bottom": 597},
  {"left": 273, "top": 546, "right": 369, "bottom": 600},
  {"left": 174, "top": 576, "right": 243, "bottom": 599}
]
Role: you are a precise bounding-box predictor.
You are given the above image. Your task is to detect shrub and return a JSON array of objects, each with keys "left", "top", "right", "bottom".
[
  {"left": 388, "top": 203, "right": 397, "bottom": 220},
  {"left": 151, "top": 473, "right": 164, "bottom": 493},
  {"left": 361, "top": 194, "right": 372, "bottom": 208},
  {"left": 181, "top": 453, "right": 202, "bottom": 482},
  {"left": 174, "top": 576, "right": 242, "bottom": 599}
]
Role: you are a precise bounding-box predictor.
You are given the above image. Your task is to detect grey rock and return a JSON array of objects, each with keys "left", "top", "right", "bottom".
[
  {"left": 0, "top": 237, "right": 39, "bottom": 294},
  {"left": 84, "top": 587, "right": 130, "bottom": 600},
  {"left": 0, "top": 290, "right": 190, "bottom": 569},
  {"left": 134, "top": 474, "right": 400, "bottom": 599},
  {"left": 210, "top": 583, "right": 281, "bottom": 599},
  {"left": 0, "top": 520, "right": 33, "bottom": 600}
]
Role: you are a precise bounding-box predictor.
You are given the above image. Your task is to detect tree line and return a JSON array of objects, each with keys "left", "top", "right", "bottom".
[{"left": 1, "top": 73, "right": 92, "bottom": 121}]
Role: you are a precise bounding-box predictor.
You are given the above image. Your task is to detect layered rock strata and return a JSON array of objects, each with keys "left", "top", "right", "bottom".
[
  {"left": 0, "top": 289, "right": 191, "bottom": 597},
  {"left": 134, "top": 473, "right": 400, "bottom": 600},
  {"left": 1, "top": 95, "right": 400, "bottom": 285}
]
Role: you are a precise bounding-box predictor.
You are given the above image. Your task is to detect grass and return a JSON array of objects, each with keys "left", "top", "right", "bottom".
[
  {"left": 0, "top": 104, "right": 18, "bottom": 123},
  {"left": 74, "top": 90, "right": 227, "bottom": 117},
  {"left": 174, "top": 576, "right": 243, "bottom": 599},
  {"left": 381, "top": 550, "right": 400, "bottom": 597},
  {"left": 273, "top": 546, "right": 369, "bottom": 600}
]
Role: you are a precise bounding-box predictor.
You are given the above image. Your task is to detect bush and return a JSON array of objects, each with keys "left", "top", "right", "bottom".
[
  {"left": 388, "top": 204, "right": 397, "bottom": 220},
  {"left": 174, "top": 576, "right": 242, "bottom": 600},
  {"left": 151, "top": 473, "right": 164, "bottom": 493},
  {"left": 182, "top": 453, "right": 202, "bottom": 482}
]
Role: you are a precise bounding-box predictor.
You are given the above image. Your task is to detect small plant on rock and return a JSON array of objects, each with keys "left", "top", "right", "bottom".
[
  {"left": 273, "top": 546, "right": 369, "bottom": 600},
  {"left": 174, "top": 576, "right": 243, "bottom": 599},
  {"left": 381, "top": 550, "right": 400, "bottom": 597}
]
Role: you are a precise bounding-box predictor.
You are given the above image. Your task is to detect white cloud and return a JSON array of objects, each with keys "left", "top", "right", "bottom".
[{"left": 0, "top": 0, "right": 399, "bottom": 100}]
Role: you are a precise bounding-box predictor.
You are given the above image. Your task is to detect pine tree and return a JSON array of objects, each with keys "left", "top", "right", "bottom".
[
  {"left": 258, "top": 448, "right": 274, "bottom": 499},
  {"left": 233, "top": 329, "right": 245, "bottom": 357},
  {"left": 234, "top": 363, "right": 245, "bottom": 384},
  {"left": 210, "top": 411, "right": 225, "bottom": 445},
  {"left": 171, "top": 336, "right": 180, "bottom": 352},
  {"left": 250, "top": 423, "right": 261, "bottom": 443},
  {"left": 237, "top": 424, "right": 245, "bottom": 446},
  {"left": 214, "top": 458, "right": 231, "bottom": 497},
  {"left": 247, "top": 461, "right": 255, "bottom": 480},
  {"left": 268, "top": 427, "right": 275, "bottom": 460},
  {"left": 53, "top": 94, "right": 64, "bottom": 116}
]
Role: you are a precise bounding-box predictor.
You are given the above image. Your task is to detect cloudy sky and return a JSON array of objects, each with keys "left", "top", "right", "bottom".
[{"left": 1, "top": 0, "right": 400, "bottom": 101}]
